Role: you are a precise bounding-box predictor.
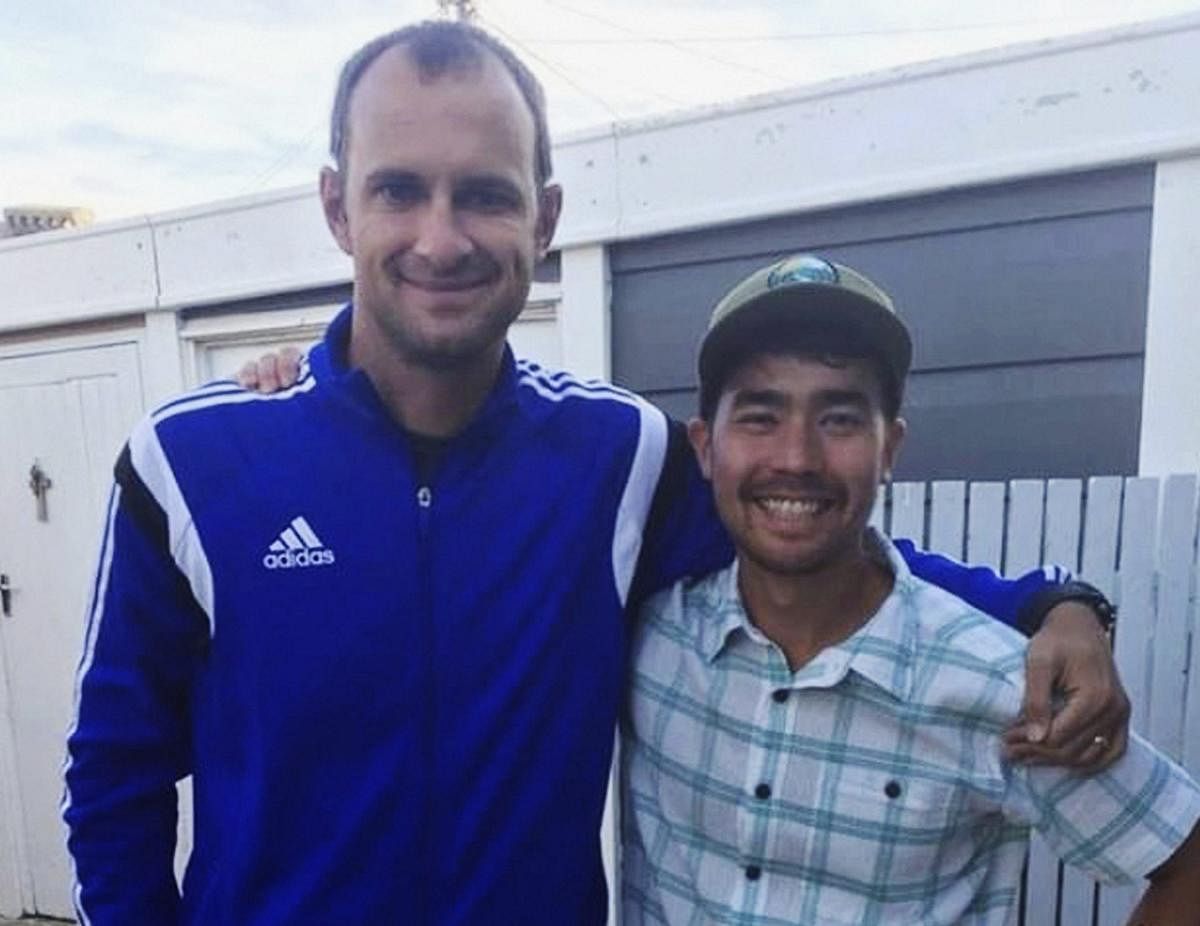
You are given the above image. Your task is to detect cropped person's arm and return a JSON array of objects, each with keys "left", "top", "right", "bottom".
[{"left": 1128, "top": 819, "right": 1200, "bottom": 925}]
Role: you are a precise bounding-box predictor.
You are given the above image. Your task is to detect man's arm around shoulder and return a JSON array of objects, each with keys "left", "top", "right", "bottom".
[{"left": 896, "top": 538, "right": 1129, "bottom": 770}]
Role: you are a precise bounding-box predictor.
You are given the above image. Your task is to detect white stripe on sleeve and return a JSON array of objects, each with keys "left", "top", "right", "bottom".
[
  {"left": 612, "top": 401, "right": 669, "bottom": 607},
  {"left": 129, "top": 417, "right": 216, "bottom": 636}
]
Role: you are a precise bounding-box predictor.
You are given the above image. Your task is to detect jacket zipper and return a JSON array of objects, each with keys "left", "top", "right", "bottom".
[{"left": 415, "top": 479, "right": 434, "bottom": 926}]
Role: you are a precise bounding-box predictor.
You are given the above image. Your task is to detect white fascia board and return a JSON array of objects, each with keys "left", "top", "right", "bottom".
[
  {"left": 152, "top": 185, "right": 351, "bottom": 309},
  {"left": 0, "top": 219, "right": 158, "bottom": 335},
  {"left": 549, "top": 11, "right": 1200, "bottom": 246},
  {"left": 554, "top": 130, "right": 621, "bottom": 250}
]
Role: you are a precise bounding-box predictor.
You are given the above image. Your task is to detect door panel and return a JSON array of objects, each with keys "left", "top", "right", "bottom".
[{"left": 0, "top": 343, "right": 142, "bottom": 918}]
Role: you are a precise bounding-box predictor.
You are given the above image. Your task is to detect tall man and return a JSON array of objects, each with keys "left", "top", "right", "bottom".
[
  {"left": 65, "top": 21, "right": 1125, "bottom": 925},
  {"left": 621, "top": 254, "right": 1200, "bottom": 924}
]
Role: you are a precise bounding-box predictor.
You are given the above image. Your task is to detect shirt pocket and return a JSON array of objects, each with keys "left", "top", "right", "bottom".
[{"left": 817, "top": 766, "right": 962, "bottom": 891}]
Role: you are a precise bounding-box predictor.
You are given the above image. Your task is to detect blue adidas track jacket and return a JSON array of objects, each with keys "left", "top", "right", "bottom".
[{"left": 63, "top": 307, "right": 1065, "bottom": 925}]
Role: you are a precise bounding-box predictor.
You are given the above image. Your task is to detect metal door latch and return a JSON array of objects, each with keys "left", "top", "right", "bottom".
[
  {"left": 29, "top": 460, "right": 53, "bottom": 522},
  {"left": 0, "top": 574, "right": 11, "bottom": 617}
]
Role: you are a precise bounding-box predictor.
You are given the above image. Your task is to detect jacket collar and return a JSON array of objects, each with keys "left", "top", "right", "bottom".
[{"left": 309, "top": 304, "right": 521, "bottom": 443}]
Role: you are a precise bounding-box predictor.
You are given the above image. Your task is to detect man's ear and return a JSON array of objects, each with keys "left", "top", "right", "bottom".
[
  {"left": 320, "top": 166, "right": 352, "bottom": 255},
  {"left": 686, "top": 417, "right": 714, "bottom": 480},
  {"left": 535, "top": 183, "right": 563, "bottom": 257},
  {"left": 881, "top": 417, "right": 907, "bottom": 482}
]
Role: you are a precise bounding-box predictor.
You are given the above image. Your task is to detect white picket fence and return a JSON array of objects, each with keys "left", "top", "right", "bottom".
[{"left": 871, "top": 475, "right": 1200, "bottom": 926}]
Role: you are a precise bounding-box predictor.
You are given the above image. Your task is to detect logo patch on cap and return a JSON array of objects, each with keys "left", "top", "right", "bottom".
[{"left": 765, "top": 255, "right": 839, "bottom": 290}]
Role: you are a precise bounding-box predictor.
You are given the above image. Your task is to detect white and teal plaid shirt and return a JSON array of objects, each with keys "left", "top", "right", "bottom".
[{"left": 621, "top": 531, "right": 1200, "bottom": 925}]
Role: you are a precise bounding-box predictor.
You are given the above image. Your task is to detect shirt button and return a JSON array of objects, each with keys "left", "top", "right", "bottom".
[
  {"left": 745, "top": 865, "right": 762, "bottom": 881},
  {"left": 754, "top": 783, "right": 772, "bottom": 800},
  {"left": 771, "top": 689, "right": 789, "bottom": 703},
  {"left": 885, "top": 780, "right": 902, "bottom": 799}
]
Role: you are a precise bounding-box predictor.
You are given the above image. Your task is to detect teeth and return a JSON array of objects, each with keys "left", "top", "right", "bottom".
[{"left": 759, "top": 497, "right": 825, "bottom": 516}]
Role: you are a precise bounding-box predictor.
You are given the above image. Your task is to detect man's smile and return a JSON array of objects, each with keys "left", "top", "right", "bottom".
[
  {"left": 753, "top": 495, "right": 836, "bottom": 519},
  {"left": 390, "top": 265, "right": 498, "bottom": 293}
]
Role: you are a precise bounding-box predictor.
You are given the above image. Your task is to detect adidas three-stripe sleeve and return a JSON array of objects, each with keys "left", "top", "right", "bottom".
[{"left": 63, "top": 442, "right": 209, "bottom": 925}]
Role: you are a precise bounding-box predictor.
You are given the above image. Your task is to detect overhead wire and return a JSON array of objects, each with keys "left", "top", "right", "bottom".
[
  {"left": 248, "top": 118, "right": 325, "bottom": 191},
  {"left": 484, "top": 0, "right": 689, "bottom": 107},
  {"left": 478, "top": 14, "right": 626, "bottom": 119},
  {"left": 496, "top": 16, "right": 1129, "bottom": 45},
  {"left": 536, "top": 0, "right": 792, "bottom": 87}
]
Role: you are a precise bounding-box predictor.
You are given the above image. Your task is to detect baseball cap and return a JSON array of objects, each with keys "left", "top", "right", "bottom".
[{"left": 697, "top": 254, "right": 912, "bottom": 416}]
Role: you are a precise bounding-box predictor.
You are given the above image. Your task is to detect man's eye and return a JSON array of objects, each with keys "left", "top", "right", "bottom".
[
  {"left": 735, "top": 412, "right": 776, "bottom": 428},
  {"left": 377, "top": 183, "right": 422, "bottom": 206},
  {"left": 822, "top": 411, "right": 865, "bottom": 431}
]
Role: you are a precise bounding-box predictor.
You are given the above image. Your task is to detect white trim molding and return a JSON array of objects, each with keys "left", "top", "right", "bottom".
[{"left": 1138, "top": 155, "right": 1200, "bottom": 476}]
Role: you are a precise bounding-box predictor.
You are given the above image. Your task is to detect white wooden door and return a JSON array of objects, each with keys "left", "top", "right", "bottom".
[{"left": 0, "top": 343, "right": 142, "bottom": 918}]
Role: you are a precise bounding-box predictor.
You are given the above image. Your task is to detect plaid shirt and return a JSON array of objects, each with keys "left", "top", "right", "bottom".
[{"left": 621, "top": 532, "right": 1200, "bottom": 925}]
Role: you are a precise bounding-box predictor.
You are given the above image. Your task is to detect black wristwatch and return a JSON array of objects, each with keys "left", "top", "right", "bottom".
[{"left": 1016, "top": 580, "right": 1117, "bottom": 641}]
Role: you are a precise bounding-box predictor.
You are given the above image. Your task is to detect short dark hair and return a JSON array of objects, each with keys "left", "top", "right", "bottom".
[
  {"left": 329, "top": 21, "right": 553, "bottom": 187},
  {"left": 698, "top": 320, "right": 903, "bottom": 423}
]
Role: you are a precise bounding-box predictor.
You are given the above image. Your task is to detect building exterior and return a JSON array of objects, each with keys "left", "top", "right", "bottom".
[
  {"left": 0, "top": 206, "right": 94, "bottom": 239},
  {"left": 0, "top": 11, "right": 1198, "bottom": 921}
]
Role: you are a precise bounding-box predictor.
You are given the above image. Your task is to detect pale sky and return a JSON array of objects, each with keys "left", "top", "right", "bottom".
[{"left": 4, "top": 0, "right": 1199, "bottom": 222}]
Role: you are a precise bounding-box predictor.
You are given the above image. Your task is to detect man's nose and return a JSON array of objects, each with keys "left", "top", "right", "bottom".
[
  {"left": 411, "top": 196, "right": 473, "bottom": 269},
  {"left": 775, "top": 418, "right": 823, "bottom": 473}
]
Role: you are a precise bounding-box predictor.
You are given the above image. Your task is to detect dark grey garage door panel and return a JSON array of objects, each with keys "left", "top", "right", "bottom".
[
  {"left": 898, "top": 357, "right": 1143, "bottom": 480},
  {"left": 834, "top": 211, "right": 1151, "bottom": 372},
  {"left": 610, "top": 166, "right": 1153, "bottom": 275},
  {"left": 613, "top": 207, "right": 1150, "bottom": 393}
]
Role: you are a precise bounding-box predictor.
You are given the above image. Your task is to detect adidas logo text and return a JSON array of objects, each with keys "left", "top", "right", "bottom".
[
  {"left": 263, "top": 516, "right": 336, "bottom": 570},
  {"left": 263, "top": 548, "right": 336, "bottom": 569}
]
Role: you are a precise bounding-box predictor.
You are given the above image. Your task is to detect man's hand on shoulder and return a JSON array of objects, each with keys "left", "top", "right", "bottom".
[
  {"left": 1004, "top": 600, "right": 1130, "bottom": 772},
  {"left": 237, "top": 346, "right": 303, "bottom": 393}
]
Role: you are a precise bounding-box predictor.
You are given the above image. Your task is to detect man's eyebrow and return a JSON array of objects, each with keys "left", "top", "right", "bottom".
[
  {"left": 730, "top": 388, "right": 787, "bottom": 409},
  {"left": 459, "top": 172, "right": 521, "bottom": 186},
  {"left": 362, "top": 168, "right": 423, "bottom": 187},
  {"left": 456, "top": 173, "right": 525, "bottom": 196},
  {"left": 815, "top": 388, "right": 872, "bottom": 408}
]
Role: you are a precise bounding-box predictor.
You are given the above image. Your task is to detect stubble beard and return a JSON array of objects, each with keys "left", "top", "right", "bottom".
[{"left": 363, "top": 279, "right": 528, "bottom": 373}]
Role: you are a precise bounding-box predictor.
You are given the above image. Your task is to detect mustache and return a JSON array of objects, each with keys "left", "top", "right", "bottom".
[
  {"left": 386, "top": 252, "right": 501, "bottom": 288},
  {"left": 740, "top": 474, "right": 846, "bottom": 501}
]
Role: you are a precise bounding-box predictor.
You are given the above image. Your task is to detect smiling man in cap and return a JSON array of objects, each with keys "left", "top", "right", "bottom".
[{"left": 620, "top": 254, "right": 1200, "bottom": 925}]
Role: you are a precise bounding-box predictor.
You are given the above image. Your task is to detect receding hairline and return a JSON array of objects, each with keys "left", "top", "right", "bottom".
[{"left": 332, "top": 28, "right": 550, "bottom": 185}]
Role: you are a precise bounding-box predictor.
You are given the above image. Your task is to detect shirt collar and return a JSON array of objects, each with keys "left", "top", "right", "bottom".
[
  {"left": 698, "top": 560, "right": 752, "bottom": 663},
  {"left": 700, "top": 529, "right": 920, "bottom": 702}
]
